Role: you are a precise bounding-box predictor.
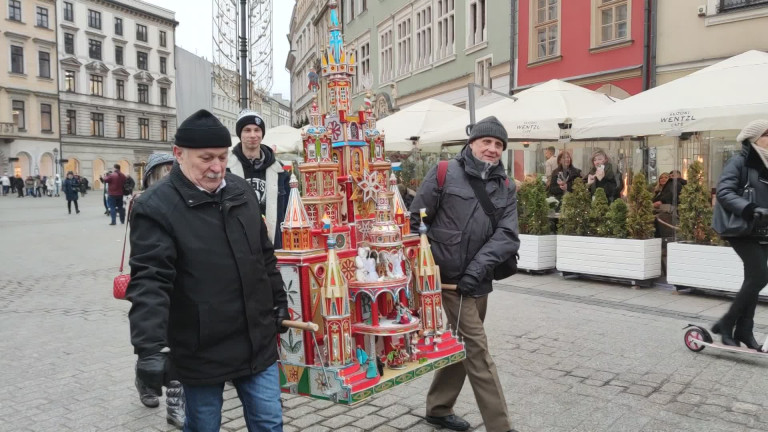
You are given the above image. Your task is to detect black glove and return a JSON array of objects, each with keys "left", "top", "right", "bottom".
[
  {"left": 274, "top": 306, "right": 290, "bottom": 334},
  {"left": 135, "top": 351, "right": 168, "bottom": 395},
  {"left": 457, "top": 274, "right": 479, "bottom": 296},
  {"left": 754, "top": 208, "right": 768, "bottom": 227}
]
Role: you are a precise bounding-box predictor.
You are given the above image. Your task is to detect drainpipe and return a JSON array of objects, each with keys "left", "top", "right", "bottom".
[
  {"left": 649, "top": 0, "right": 658, "bottom": 88},
  {"left": 509, "top": 0, "right": 517, "bottom": 95},
  {"left": 642, "top": 0, "right": 651, "bottom": 90}
]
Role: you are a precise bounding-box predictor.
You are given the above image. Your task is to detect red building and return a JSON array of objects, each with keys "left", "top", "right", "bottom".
[{"left": 517, "top": 0, "right": 650, "bottom": 98}]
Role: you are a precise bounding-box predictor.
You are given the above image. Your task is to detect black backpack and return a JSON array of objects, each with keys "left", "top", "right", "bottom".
[{"left": 123, "top": 176, "right": 135, "bottom": 195}]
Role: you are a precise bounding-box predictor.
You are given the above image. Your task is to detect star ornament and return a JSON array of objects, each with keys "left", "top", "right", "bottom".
[{"left": 356, "top": 170, "right": 382, "bottom": 203}]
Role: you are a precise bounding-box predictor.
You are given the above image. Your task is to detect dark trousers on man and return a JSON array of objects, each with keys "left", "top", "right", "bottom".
[
  {"left": 721, "top": 237, "right": 768, "bottom": 332},
  {"left": 426, "top": 289, "right": 511, "bottom": 432},
  {"left": 108, "top": 195, "right": 125, "bottom": 224}
]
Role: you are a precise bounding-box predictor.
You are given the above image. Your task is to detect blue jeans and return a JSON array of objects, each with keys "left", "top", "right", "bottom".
[
  {"left": 108, "top": 195, "right": 125, "bottom": 224},
  {"left": 182, "top": 363, "right": 282, "bottom": 432}
]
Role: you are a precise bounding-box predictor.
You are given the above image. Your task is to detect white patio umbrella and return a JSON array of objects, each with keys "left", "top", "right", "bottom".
[
  {"left": 419, "top": 79, "right": 616, "bottom": 150},
  {"left": 573, "top": 50, "right": 768, "bottom": 139},
  {"left": 375, "top": 98, "right": 469, "bottom": 152}
]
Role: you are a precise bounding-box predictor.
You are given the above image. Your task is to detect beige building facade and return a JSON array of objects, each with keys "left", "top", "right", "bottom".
[{"left": 0, "top": 0, "right": 60, "bottom": 179}]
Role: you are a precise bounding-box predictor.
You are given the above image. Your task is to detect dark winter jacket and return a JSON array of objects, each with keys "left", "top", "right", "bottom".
[
  {"left": 63, "top": 177, "right": 79, "bottom": 201},
  {"left": 103, "top": 171, "right": 127, "bottom": 196},
  {"left": 586, "top": 162, "right": 617, "bottom": 200},
  {"left": 715, "top": 141, "right": 768, "bottom": 237},
  {"left": 409, "top": 146, "right": 520, "bottom": 297},
  {"left": 653, "top": 181, "right": 678, "bottom": 205},
  {"left": 126, "top": 164, "right": 287, "bottom": 385},
  {"left": 548, "top": 166, "right": 583, "bottom": 199},
  {"left": 227, "top": 143, "right": 289, "bottom": 249}
]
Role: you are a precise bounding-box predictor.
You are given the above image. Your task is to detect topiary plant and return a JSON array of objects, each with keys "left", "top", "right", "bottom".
[
  {"left": 518, "top": 179, "right": 550, "bottom": 235},
  {"left": 558, "top": 177, "right": 591, "bottom": 236},
  {"left": 678, "top": 161, "right": 717, "bottom": 245},
  {"left": 626, "top": 172, "right": 656, "bottom": 240},
  {"left": 605, "top": 199, "right": 628, "bottom": 239},
  {"left": 589, "top": 188, "right": 611, "bottom": 237}
]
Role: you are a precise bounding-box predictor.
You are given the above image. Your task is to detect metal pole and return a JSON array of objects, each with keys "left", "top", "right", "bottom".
[
  {"left": 468, "top": 83, "right": 476, "bottom": 126},
  {"left": 239, "top": 0, "right": 248, "bottom": 110}
]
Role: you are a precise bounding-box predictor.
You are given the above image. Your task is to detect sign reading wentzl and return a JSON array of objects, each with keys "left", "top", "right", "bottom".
[{"left": 660, "top": 110, "right": 697, "bottom": 129}]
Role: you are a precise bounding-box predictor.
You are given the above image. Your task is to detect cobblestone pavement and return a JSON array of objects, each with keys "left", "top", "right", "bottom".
[{"left": 6, "top": 193, "right": 768, "bottom": 432}]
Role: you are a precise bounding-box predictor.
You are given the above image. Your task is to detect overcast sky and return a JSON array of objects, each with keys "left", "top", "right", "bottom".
[{"left": 144, "top": 0, "right": 294, "bottom": 98}]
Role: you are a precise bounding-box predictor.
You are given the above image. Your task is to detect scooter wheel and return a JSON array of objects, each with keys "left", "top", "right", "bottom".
[{"left": 684, "top": 328, "right": 706, "bottom": 352}]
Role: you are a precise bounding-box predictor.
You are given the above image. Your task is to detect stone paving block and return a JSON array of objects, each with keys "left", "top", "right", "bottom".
[
  {"left": 569, "top": 367, "right": 596, "bottom": 378},
  {"left": 721, "top": 411, "right": 756, "bottom": 427},
  {"left": 676, "top": 393, "right": 703, "bottom": 405},
  {"left": 334, "top": 427, "right": 365, "bottom": 432},
  {"left": 385, "top": 413, "right": 423, "bottom": 429},
  {"left": 371, "top": 425, "right": 400, "bottom": 432},
  {"left": 660, "top": 382, "right": 686, "bottom": 394},
  {"left": 299, "top": 426, "right": 331, "bottom": 432},
  {"left": 308, "top": 399, "right": 336, "bottom": 410},
  {"left": 315, "top": 403, "right": 350, "bottom": 418},
  {"left": 647, "top": 393, "right": 674, "bottom": 405},
  {"left": 694, "top": 404, "right": 727, "bottom": 417},
  {"left": 288, "top": 413, "right": 325, "bottom": 429},
  {"left": 734, "top": 402, "right": 761, "bottom": 415},
  {"left": 345, "top": 403, "right": 379, "bottom": 418},
  {"left": 282, "top": 396, "right": 311, "bottom": 409},
  {"left": 320, "top": 414, "right": 356, "bottom": 428},
  {"left": 626, "top": 385, "right": 655, "bottom": 397},
  {"left": 350, "top": 413, "right": 387, "bottom": 429},
  {"left": 375, "top": 404, "right": 410, "bottom": 419},
  {"left": 283, "top": 404, "right": 317, "bottom": 419}
]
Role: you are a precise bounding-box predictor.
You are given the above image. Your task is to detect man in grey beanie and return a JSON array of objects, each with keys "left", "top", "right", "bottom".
[{"left": 409, "top": 116, "right": 519, "bottom": 432}]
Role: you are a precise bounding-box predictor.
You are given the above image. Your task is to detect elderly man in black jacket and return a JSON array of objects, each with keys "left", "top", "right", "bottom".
[
  {"left": 410, "top": 116, "right": 520, "bottom": 432},
  {"left": 126, "top": 109, "right": 289, "bottom": 432}
]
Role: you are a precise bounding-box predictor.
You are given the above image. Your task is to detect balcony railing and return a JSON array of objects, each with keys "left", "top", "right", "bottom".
[
  {"left": 0, "top": 122, "right": 17, "bottom": 137},
  {"left": 720, "top": 0, "right": 768, "bottom": 11}
]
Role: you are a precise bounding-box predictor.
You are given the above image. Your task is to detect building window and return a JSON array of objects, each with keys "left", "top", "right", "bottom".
[
  {"left": 40, "top": 104, "right": 52, "bottom": 131},
  {"left": 66, "top": 110, "right": 76, "bottom": 134},
  {"left": 12, "top": 101, "right": 24, "bottom": 130},
  {"left": 117, "top": 115, "right": 125, "bottom": 138},
  {"left": 136, "top": 24, "right": 148, "bottom": 42},
  {"left": 115, "top": 46, "right": 123, "bottom": 65},
  {"left": 116, "top": 79, "right": 125, "bottom": 100},
  {"left": 379, "top": 27, "right": 393, "bottom": 82},
  {"left": 356, "top": 41, "right": 370, "bottom": 92},
  {"left": 137, "top": 51, "right": 148, "bottom": 70},
  {"left": 90, "top": 74, "right": 104, "bottom": 96},
  {"left": 720, "top": 0, "right": 768, "bottom": 11},
  {"left": 88, "top": 9, "right": 102, "bottom": 29},
  {"left": 64, "top": 33, "right": 75, "bottom": 54},
  {"left": 65, "top": 70, "right": 76, "bottom": 92},
  {"left": 89, "top": 39, "right": 102, "bottom": 60},
  {"left": 139, "top": 118, "right": 149, "bottom": 140},
  {"left": 436, "top": 0, "right": 455, "bottom": 60},
  {"left": 91, "top": 112, "right": 104, "bottom": 136},
  {"left": 10, "top": 45, "right": 23, "bottom": 74},
  {"left": 138, "top": 84, "right": 149, "bottom": 103},
  {"left": 160, "top": 56, "right": 167, "bottom": 74},
  {"left": 161, "top": 120, "right": 168, "bottom": 141},
  {"left": 468, "top": 0, "right": 486, "bottom": 46},
  {"left": 38, "top": 52, "right": 50, "bottom": 78},
  {"left": 63, "top": 2, "right": 74, "bottom": 21},
  {"left": 159, "top": 30, "right": 167, "bottom": 47},
  {"left": 598, "top": 0, "right": 628, "bottom": 44},
  {"left": 114, "top": 17, "right": 123, "bottom": 36},
  {"left": 8, "top": 0, "right": 21, "bottom": 21},
  {"left": 475, "top": 56, "right": 492, "bottom": 94},
  {"left": 36, "top": 7, "right": 49, "bottom": 28},
  {"left": 533, "top": 0, "right": 559, "bottom": 59},
  {"left": 396, "top": 17, "right": 412, "bottom": 76},
  {"left": 160, "top": 87, "right": 168, "bottom": 106},
  {"left": 415, "top": 5, "right": 433, "bottom": 69}
]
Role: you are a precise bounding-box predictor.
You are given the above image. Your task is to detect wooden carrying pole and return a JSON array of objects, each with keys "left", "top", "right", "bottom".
[{"left": 281, "top": 320, "right": 320, "bottom": 332}]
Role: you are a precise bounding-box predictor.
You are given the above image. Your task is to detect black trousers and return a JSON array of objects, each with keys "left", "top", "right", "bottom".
[
  {"left": 67, "top": 199, "right": 79, "bottom": 213},
  {"left": 722, "top": 237, "right": 768, "bottom": 330}
]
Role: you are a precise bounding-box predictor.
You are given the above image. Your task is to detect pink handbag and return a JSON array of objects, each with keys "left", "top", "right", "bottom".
[{"left": 113, "top": 200, "right": 133, "bottom": 300}]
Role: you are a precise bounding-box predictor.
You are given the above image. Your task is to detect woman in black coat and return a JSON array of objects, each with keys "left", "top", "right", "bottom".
[
  {"left": 62, "top": 171, "right": 80, "bottom": 214},
  {"left": 585, "top": 149, "right": 618, "bottom": 201},
  {"left": 712, "top": 119, "right": 768, "bottom": 349},
  {"left": 548, "top": 150, "right": 582, "bottom": 200}
]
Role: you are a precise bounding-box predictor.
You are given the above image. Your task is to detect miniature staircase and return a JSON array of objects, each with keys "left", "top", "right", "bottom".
[
  {"left": 336, "top": 362, "right": 381, "bottom": 392},
  {"left": 415, "top": 333, "right": 464, "bottom": 360}
]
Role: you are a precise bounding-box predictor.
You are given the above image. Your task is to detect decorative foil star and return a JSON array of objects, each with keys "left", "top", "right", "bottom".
[{"left": 356, "top": 170, "right": 381, "bottom": 203}]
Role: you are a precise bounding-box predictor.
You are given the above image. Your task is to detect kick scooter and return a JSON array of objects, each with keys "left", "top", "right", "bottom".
[{"left": 683, "top": 324, "right": 768, "bottom": 355}]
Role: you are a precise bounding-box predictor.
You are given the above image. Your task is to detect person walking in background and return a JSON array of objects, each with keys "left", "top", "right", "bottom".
[
  {"left": 54, "top": 174, "right": 61, "bottom": 197},
  {"left": 63, "top": 171, "right": 80, "bottom": 214},
  {"left": 15, "top": 175, "right": 24, "bottom": 197},
  {"left": 713, "top": 119, "right": 768, "bottom": 349},
  {"left": 45, "top": 176, "right": 53, "bottom": 197},
  {"left": 544, "top": 146, "right": 558, "bottom": 181},
  {"left": 25, "top": 176, "right": 35, "bottom": 197},
  {"left": 1, "top": 173, "right": 9, "bottom": 196},
  {"left": 101, "top": 165, "right": 127, "bottom": 225},
  {"left": 80, "top": 176, "right": 89, "bottom": 196},
  {"left": 410, "top": 116, "right": 520, "bottom": 432}
]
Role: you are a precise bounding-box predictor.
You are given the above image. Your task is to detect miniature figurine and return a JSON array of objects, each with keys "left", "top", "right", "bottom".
[
  {"left": 355, "top": 247, "right": 368, "bottom": 282},
  {"left": 365, "top": 250, "right": 379, "bottom": 282}
]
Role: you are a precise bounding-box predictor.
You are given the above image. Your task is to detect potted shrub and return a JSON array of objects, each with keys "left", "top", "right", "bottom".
[
  {"left": 667, "top": 161, "right": 747, "bottom": 294},
  {"left": 557, "top": 173, "right": 662, "bottom": 282},
  {"left": 517, "top": 178, "right": 556, "bottom": 271}
]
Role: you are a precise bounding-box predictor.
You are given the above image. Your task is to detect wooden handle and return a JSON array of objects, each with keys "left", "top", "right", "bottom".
[
  {"left": 442, "top": 284, "right": 457, "bottom": 290},
  {"left": 282, "top": 320, "right": 319, "bottom": 332}
]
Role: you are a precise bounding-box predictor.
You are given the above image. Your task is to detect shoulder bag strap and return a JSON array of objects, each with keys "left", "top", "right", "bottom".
[
  {"left": 118, "top": 197, "right": 135, "bottom": 273},
  {"left": 467, "top": 176, "right": 501, "bottom": 231},
  {"left": 434, "top": 160, "right": 450, "bottom": 212}
]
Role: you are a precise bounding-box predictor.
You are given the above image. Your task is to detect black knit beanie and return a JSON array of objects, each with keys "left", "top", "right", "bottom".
[
  {"left": 174, "top": 109, "right": 231, "bottom": 148},
  {"left": 468, "top": 116, "right": 509, "bottom": 150},
  {"left": 236, "top": 109, "right": 266, "bottom": 139}
]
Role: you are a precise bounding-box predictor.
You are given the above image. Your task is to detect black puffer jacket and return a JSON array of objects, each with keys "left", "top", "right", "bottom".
[
  {"left": 409, "top": 146, "right": 520, "bottom": 297},
  {"left": 126, "top": 164, "right": 287, "bottom": 385},
  {"left": 715, "top": 141, "right": 768, "bottom": 236}
]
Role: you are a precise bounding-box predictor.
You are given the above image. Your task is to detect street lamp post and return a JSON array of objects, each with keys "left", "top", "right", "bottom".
[{"left": 53, "top": 148, "right": 59, "bottom": 176}]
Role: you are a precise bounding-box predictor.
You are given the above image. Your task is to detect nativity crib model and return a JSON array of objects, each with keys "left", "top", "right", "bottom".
[{"left": 274, "top": 0, "right": 464, "bottom": 406}]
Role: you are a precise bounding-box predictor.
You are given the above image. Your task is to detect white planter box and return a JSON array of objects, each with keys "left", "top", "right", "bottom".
[
  {"left": 517, "top": 234, "right": 557, "bottom": 271},
  {"left": 556, "top": 235, "right": 662, "bottom": 281},
  {"left": 667, "top": 242, "right": 752, "bottom": 295}
]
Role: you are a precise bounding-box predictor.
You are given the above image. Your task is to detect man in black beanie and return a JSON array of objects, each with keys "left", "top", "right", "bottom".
[
  {"left": 409, "top": 115, "right": 520, "bottom": 432},
  {"left": 127, "top": 109, "right": 289, "bottom": 431},
  {"left": 229, "top": 109, "right": 290, "bottom": 248}
]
